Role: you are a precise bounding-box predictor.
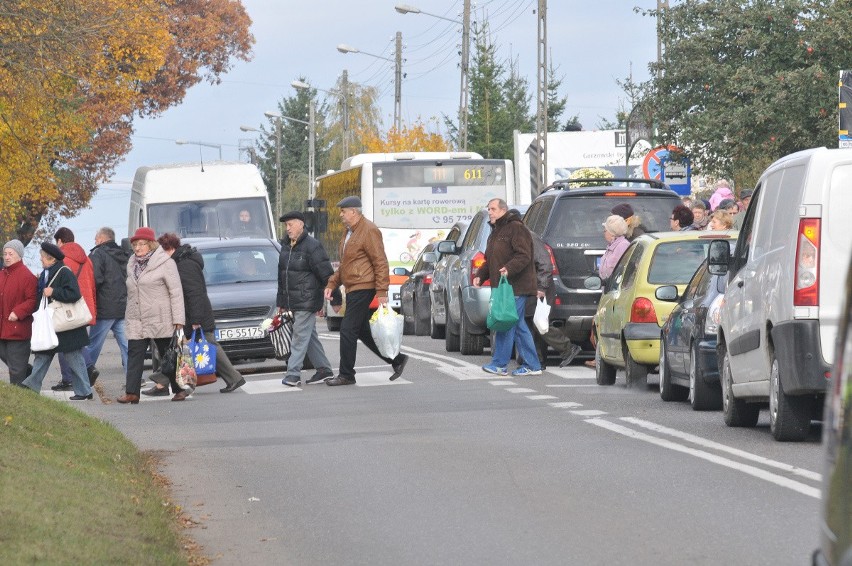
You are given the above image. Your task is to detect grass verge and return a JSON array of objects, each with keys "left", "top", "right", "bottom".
[{"left": 0, "top": 383, "right": 203, "bottom": 565}]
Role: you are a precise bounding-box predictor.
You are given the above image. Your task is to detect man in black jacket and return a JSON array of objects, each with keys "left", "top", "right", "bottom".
[
  {"left": 278, "top": 211, "right": 335, "bottom": 387},
  {"left": 148, "top": 233, "right": 246, "bottom": 399},
  {"left": 84, "top": 227, "right": 129, "bottom": 377}
]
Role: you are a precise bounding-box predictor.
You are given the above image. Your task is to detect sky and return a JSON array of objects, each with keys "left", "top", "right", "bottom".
[{"left": 53, "top": 0, "right": 660, "bottom": 259}]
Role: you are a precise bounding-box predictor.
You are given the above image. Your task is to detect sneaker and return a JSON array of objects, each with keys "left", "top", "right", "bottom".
[
  {"left": 482, "top": 364, "right": 508, "bottom": 376},
  {"left": 282, "top": 377, "right": 301, "bottom": 387},
  {"left": 559, "top": 345, "right": 583, "bottom": 368},
  {"left": 51, "top": 381, "right": 73, "bottom": 391},
  {"left": 306, "top": 367, "right": 334, "bottom": 384},
  {"left": 511, "top": 367, "right": 542, "bottom": 376}
]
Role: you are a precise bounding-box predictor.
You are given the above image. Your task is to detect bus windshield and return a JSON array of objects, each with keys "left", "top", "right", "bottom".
[
  {"left": 372, "top": 161, "right": 508, "bottom": 229},
  {"left": 147, "top": 197, "right": 273, "bottom": 239}
]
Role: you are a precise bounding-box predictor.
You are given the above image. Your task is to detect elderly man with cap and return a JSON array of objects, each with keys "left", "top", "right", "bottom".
[
  {"left": 0, "top": 240, "right": 37, "bottom": 385},
  {"left": 732, "top": 189, "right": 753, "bottom": 229},
  {"left": 277, "top": 210, "right": 335, "bottom": 386},
  {"left": 22, "top": 243, "right": 94, "bottom": 399},
  {"left": 323, "top": 196, "right": 409, "bottom": 385}
]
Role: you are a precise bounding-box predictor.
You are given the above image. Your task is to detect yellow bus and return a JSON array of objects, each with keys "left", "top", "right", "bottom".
[{"left": 312, "top": 151, "right": 524, "bottom": 329}]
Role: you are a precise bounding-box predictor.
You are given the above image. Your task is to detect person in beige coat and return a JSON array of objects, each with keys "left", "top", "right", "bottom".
[{"left": 118, "top": 227, "right": 184, "bottom": 404}]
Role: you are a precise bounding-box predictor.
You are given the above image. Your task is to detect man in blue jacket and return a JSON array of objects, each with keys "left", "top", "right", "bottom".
[{"left": 278, "top": 211, "right": 335, "bottom": 387}]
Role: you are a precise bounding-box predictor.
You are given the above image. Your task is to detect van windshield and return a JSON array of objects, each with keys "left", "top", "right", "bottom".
[
  {"left": 545, "top": 195, "right": 679, "bottom": 244},
  {"left": 147, "top": 198, "right": 273, "bottom": 239}
]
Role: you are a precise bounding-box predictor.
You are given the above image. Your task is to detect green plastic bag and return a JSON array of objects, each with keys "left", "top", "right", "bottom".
[{"left": 487, "top": 274, "right": 519, "bottom": 332}]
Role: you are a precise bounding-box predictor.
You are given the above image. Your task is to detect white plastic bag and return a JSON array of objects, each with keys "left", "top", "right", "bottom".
[
  {"left": 369, "top": 304, "right": 404, "bottom": 359},
  {"left": 31, "top": 297, "right": 59, "bottom": 351},
  {"left": 533, "top": 297, "right": 551, "bottom": 335}
]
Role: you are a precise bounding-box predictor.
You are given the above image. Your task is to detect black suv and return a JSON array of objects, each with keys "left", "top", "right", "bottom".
[{"left": 522, "top": 178, "right": 683, "bottom": 346}]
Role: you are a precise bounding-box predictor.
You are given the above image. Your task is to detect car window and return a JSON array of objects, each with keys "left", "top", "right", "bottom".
[
  {"left": 605, "top": 244, "right": 639, "bottom": 292},
  {"left": 620, "top": 243, "right": 645, "bottom": 290},
  {"left": 647, "top": 241, "right": 709, "bottom": 285},
  {"left": 544, "top": 195, "right": 679, "bottom": 245},
  {"left": 446, "top": 226, "right": 461, "bottom": 243},
  {"left": 731, "top": 183, "right": 762, "bottom": 276},
  {"left": 461, "top": 212, "right": 485, "bottom": 249},
  {"left": 531, "top": 198, "right": 555, "bottom": 234},
  {"left": 201, "top": 245, "right": 280, "bottom": 284},
  {"left": 685, "top": 260, "right": 712, "bottom": 300}
]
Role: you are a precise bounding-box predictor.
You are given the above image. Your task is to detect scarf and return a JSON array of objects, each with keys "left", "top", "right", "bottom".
[{"left": 133, "top": 250, "right": 155, "bottom": 280}]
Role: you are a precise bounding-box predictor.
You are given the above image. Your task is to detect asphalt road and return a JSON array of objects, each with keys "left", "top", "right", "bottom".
[{"left": 45, "top": 328, "right": 823, "bottom": 565}]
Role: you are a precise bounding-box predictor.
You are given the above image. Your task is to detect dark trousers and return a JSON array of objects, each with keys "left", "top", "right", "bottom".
[
  {"left": 338, "top": 289, "right": 402, "bottom": 379},
  {"left": 126, "top": 337, "right": 171, "bottom": 395},
  {"left": 0, "top": 340, "right": 31, "bottom": 385}
]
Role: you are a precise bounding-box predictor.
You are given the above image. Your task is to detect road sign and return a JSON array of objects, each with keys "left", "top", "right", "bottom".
[{"left": 642, "top": 145, "right": 691, "bottom": 195}]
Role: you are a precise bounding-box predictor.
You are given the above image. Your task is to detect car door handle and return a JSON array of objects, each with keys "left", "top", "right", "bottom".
[{"left": 737, "top": 281, "right": 743, "bottom": 288}]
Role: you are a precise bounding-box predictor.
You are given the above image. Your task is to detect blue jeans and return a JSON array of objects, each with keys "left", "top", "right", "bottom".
[
  {"left": 58, "top": 318, "right": 128, "bottom": 384},
  {"left": 491, "top": 296, "right": 541, "bottom": 371},
  {"left": 23, "top": 349, "right": 92, "bottom": 396}
]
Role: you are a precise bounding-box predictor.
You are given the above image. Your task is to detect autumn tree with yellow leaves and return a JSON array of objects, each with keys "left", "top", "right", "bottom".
[
  {"left": 359, "top": 119, "right": 450, "bottom": 153},
  {"left": 0, "top": 0, "right": 254, "bottom": 243}
]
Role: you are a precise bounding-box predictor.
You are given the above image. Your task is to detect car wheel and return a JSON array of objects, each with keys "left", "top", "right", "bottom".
[
  {"left": 413, "top": 294, "right": 430, "bottom": 336},
  {"left": 721, "top": 347, "right": 759, "bottom": 427},
  {"left": 402, "top": 311, "right": 415, "bottom": 335},
  {"left": 769, "top": 349, "right": 810, "bottom": 441},
  {"left": 595, "top": 336, "right": 616, "bottom": 386},
  {"left": 623, "top": 341, "right": 648, "bottom": 388},
  {"left": 690, "top": 343, "right": 721, "bottom": 411},
  {"left": 444, "top": 293, "right": 460, "bottom": 352},
  {"left": 459, "top": 301, "right": 485, "bottom": 355},
  {"left": 326, "top": 316, "right": 341, "bottom": 332},
  {"left": 659, "top": 337, "right": 687, "bottom": 402}
]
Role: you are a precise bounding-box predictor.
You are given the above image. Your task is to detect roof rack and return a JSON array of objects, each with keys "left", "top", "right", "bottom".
[{"left": 546, "top": 177, "right": 668, "bottom": 191}]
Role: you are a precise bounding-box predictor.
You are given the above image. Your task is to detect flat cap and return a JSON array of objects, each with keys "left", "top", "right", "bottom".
[
  {"left": 739, "top": 189, "right": 753, "bottom": 199},
  {"left": 336, "top": 196, "right": 362, "bottom": 208},
  {"left": 280, "top": 210, "right": 305, "bottom": 223},
  {"left": 718, "top": 198, "right": 737, "bottom": 211},
  {"left": 610, "top": 203, "right": 634, "bottom": 219},
  {"left": 40, "top": 242, "right": 65, "bottom": 261}
]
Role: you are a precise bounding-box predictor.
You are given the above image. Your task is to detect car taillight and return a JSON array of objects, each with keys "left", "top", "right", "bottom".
[
  {"left": 544, "top": 243, "right": 559, "bottom": 276},
  {"left": 793, "top": 218, "right": 820, "bottom": 307},
  {"left": 471, "top": 251, "right": 486, "bottom": 284},
  {"left": 630, "top": 297, "right": 658, "bottom": 323},
  {"left": 424, "top": 274, "right": 433, "bottom": 285}
]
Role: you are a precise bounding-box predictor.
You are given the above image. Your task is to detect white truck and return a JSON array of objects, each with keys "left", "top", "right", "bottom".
[{"left": 128, "top": 161, "right": 276, "bottom": 239}]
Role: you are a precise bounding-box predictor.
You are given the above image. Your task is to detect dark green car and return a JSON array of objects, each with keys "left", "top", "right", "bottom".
[{"left": 814, "top": 254, "right": 852, "bottom": 565}]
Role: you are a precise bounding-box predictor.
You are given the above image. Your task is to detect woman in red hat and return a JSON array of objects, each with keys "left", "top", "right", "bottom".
[{"left": 117, "top": 227, "right": 184, "bottom": 404}]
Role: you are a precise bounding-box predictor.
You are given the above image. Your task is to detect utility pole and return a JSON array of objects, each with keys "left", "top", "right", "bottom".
[
  {"left": 394, "top": 31, "right": 403, "bottom": 132},
  {"left": 534, "top": 0, "right": 548, "bottom": 197},
  {"left": 459, "top": 0, "right": 471, "bottom": 150},
  {"left": 657, "top": 0, "right": 669, "bottom": 81},
  {"left": 341, "top": 69, "right": 350, "bottom": 159}
]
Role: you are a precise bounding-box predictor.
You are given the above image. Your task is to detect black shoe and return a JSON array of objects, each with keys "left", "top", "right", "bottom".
[
  {"left": 51, "top": 381, "right": 73, "bottom": 391},
  {"left": 282, "top": 377, "right": 301, "bottom": 388},
  {"left": 69, "top": 394, "right": 93, "bottom": 400},
  {"left": 306, "top": 367, "right": 334, "bottom": 384},
  {"left": 220, "top": 378, "right": 246, "bottom": 393},
  {"left": 326, "top": 375, "right": 356, "bottom": 386},
  {"left": 560, "top": 345, "right": 583, "bottom": 368},
  {"left": 390, "top": 354, "right": 409, "bottom": 381},
  {"left": 142, "top": 386, "right": 169, "bottom": 397},
  {"left": 87, "top": 366, "right": 100, "bottom": 386}
]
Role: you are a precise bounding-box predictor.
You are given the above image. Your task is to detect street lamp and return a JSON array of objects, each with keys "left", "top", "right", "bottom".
[
  {"left": 293, "top": 77, "right": 350, "bottom": 160},
  {"left": 175, "top": 139, "right": 223, "bottom": 160},
  {"left": 396, "top": 2, "right": 470, "bottom": 150},
  {"left": 263, "top": 112, "right": 283, "bottom": 224},
  {"left": 337, "top": 33, "right": 403, "bottom": 132}
]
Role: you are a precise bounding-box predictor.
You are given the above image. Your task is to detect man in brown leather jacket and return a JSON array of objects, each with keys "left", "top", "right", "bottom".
[{"left": 323, "top": 196, "right": 409, "bottom": 385}]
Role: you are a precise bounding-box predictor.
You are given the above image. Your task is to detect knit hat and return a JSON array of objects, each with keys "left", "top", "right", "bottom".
[
  {"left": 3, "top": 239, "right": 24, "bottom": 260},
  {"left": 130, "top": 227, "right": 156, "bottom": 243},
  {"left": 602, "top": 215, "right": 628, "bottom": 237},
  {"left": 611, "top": 203, "right": 634, "bottom": 219},
  {"left": 40, "top": 242, "right": 65, "bottom": 261}
]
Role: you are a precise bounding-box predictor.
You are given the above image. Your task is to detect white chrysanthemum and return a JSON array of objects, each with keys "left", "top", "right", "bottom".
[{"left": 195, "top": 352, "right": 210, "bottom": 368}]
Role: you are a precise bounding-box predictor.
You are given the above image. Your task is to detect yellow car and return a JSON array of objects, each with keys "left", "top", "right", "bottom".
[{"left": 593, "top": 231, "right": 736, "bottom": 388}]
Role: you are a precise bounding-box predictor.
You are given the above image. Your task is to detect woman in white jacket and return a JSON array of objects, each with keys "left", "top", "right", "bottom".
[{"left": 117, "top": 227, "right": 184, "bottom": 404}]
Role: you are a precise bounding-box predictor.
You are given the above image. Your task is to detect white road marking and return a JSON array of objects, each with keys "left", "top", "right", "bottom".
[
  {"left": 570, "top": 409, "right": 607, "bottom": 416},
  {"left": 353, "top": 371, "right": 411, "bottom": 387},
  {"left": 526, "top": 395, "right": 558, "bottom": 400},
  {"left": 549, "top": 402, "right": 583, "bottom": 408},
  {"left": 544, "top": 384, "right": 605, "bottom": 388},
  {"left": 242, "top": 379, "right": 303, "bottom": 394},
  {"left": 504, "top": 387, "right": 537, "bottom": 394},
  {"left": 488, "top": 380, "right": 516, "bottom": 386},
  {"left": 586, "top": 418, "right": 820, "bottom": 499},
  {"left": 620, "top": 417, "right": 822, "bottom": 482}
]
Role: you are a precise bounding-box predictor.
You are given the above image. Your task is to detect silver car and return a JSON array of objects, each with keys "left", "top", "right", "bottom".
[{"left": 428, "top": 222, "right": 467, "bottom": 339}]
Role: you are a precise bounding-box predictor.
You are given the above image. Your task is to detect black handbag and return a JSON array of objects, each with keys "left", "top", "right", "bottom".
[{"left": 158, "top": 332, "right": 181, "bottom": 378}]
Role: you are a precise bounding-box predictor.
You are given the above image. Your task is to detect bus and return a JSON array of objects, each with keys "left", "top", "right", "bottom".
[
  {"left": 129, "top": 162, "right": 276, "bottom": 240},
  {"left": 312, "top": 151, "right": 523, "bottom": 328}
]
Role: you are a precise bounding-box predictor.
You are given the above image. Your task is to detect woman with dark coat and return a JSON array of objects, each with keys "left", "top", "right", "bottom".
[
  {"left": 22, "top": 243, "right": 93, "bottom": 400},
  {"left": 142, "top": 233, "right": 245, "bottom": 398}
]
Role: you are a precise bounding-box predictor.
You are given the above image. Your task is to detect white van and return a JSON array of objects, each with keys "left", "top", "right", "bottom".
[
  {"left": 129, "top": 162, "right": 276, "bottom": 239},
  {"left": 708, "top": 147, "right": 852, "bottom": 441}
]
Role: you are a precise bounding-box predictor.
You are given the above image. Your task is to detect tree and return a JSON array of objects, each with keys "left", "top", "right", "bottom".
[
  {"left": 359, "top": 119, "right": 450, "bottom": 152},
  {"left": 323, "top": 75, "right": 382, "bottom": 168},
  {"left": 0, "top": 0, "right": 254, "bottom": 244},
  {"left": 640, "top": 0, "right": 850, "bottom": 187}
]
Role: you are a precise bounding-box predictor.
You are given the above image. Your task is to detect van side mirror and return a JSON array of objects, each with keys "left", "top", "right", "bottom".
[
  {"left": 707, "top": 240, "right": 731, "bottom": 276},
  {"left": 436, "top": 240, "right": 458, "bottom": 255},
  {"left": 655, "top": 285, "right": 678, "bottom": 302},
  {"left": 583, "top": 276, "right": 603, "bottom": 290}
]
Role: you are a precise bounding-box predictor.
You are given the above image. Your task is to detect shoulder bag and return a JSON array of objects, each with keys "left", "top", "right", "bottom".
[{"left": 48, "top": 266, "right": 92, "bottom": 332}]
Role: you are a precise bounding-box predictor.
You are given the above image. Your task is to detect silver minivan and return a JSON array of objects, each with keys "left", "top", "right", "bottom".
[{"left": 708, "top": 147, "right": 852, "bottom": 441}]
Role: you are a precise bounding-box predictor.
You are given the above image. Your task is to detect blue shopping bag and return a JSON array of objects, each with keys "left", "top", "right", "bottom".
[{"left": 188, "top": 329, "right": 217, "bottom": 376}]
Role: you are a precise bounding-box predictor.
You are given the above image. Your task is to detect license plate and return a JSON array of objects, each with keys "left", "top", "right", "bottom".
[{"left": 215, "top": 327, "right": 265, "bottom": 341}]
